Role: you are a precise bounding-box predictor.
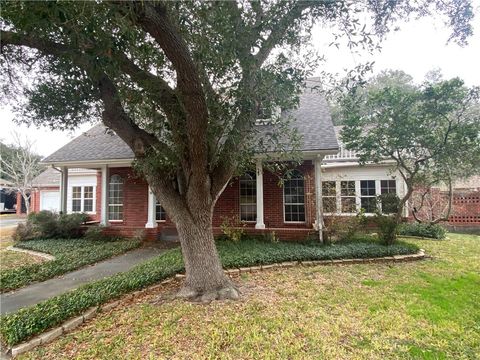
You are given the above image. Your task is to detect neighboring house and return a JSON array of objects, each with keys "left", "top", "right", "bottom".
[
  {"left": 33, "top": 79, "right": 408, "bottom": 240},
  {"left": 31, "top": 168, "right": 99, "bottom": 218}
]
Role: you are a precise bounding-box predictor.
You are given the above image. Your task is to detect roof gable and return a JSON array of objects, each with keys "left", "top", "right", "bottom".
[{"left": 42, "top": 78, "right": 338, "bottom": 164}]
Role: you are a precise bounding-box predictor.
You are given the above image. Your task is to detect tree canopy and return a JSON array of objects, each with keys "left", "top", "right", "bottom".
[
  {"left": 340, "top": 72, "right": 480, "bottom": 223},
  {"left": 1, "top": 0, "right": 475, "bottom": 299}
]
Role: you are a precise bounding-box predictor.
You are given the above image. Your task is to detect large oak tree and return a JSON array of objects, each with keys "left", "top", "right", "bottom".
[{"left": 0, "top": 0, "right": 474, "bottom": 301}]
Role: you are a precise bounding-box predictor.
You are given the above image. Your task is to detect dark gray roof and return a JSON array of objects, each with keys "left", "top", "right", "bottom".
[
  {"left": 42, "top": 78, "right": 338, "bottom": 163},
  {"left": 42, "top": 125, "right": 134, "bottom": 163},
  {"left": 257, "top": 78, "right": 338, "bottom": 152}
]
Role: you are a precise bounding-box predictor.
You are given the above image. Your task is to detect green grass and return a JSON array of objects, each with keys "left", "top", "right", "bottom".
[
  {"left": 0, "top": 237, "right": 418, "bottom": 347},
  {"left": 0, "top": 238, "right": 141, "bottom": 292},
  {"left": 15, "top": 233, "right": 480, "bottom": 360}
]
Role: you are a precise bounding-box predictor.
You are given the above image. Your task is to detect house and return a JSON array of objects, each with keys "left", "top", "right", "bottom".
[{"left": 31, "top": 79, "right": 408, "bottom": 240}]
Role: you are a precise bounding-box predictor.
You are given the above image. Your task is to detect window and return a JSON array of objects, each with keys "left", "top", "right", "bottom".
[
  {"left": 155, "top": 200, "right": 167, "bottom": 221},
  {"left": 341, "top": 181, "right": 356, "bottom": 213},
  {"left": 322, "top": 181, "right": 336, "bottom": 213},
  {"left": 240, "top": 172, "right": 256, "bottom": 222},
  {"left": 108, "top": 175, "right": 123, "bottom": 220},
  {"left": 72, "top": 186, "right": 82, "bottom": 212},
  {"left": 71, "top": 186, "right": 94, "bottom": 213},
  {"left": 284, "top": 170, "right": 305, "bottom": 222},
  {"left": 83, "top": 186, "right": 94, "bottom": 212},
  {"left": 360, "top": 180, "right": 377, "bottom": 213},
  {"left": 381, "top": 180, "right": 397, "bottom": 214}
]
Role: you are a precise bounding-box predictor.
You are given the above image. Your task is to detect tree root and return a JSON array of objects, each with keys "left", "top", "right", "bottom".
[{"left": 176, "top": 283, "right": 240, "bottom": 303}]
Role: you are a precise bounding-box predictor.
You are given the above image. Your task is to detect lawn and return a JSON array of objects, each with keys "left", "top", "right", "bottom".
[
  {"left": 0, "top": 227, "right": 45, "bottom": 271},
  {"left": 0, "top": 238, "right": 141, "bottom": 292},
  {"left": 17, "top": 233, "right": 480, "bottom": 359}
]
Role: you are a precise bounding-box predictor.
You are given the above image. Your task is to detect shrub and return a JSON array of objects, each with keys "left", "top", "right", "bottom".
[
  {"left": 0, "top": 237, "right": 419, "bottom": 346},
  {"left": 22, "top": 211, "right": 88, "bottom": 239},
  {"left": 398, "top": 222, "right": 446, "bottom": 239},
  {"left": 220, "top": 216, "right": 245, "bottom": 242},
  {"left": 57, "top": 213, "right": 89, "bottom": 238},
  {"left": 324, "top": 210, "right": 367, "bottom": 243},
  {"left": 83, "top": 225, "right": 106, "bottom": 241},
  {"left": 12, "top": 222, "right": 37, "bottom": 242},
  {"left": 27, "top": 211, "right": 58, "bottom": 238},
  {"left": 375, "top": 214, "right": 398, "bottom": 245}
]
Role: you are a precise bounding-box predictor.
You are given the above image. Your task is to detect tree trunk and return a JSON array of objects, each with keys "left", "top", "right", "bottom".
[{"left": 174, "top": 213, "right": 239, "bottom": 302}]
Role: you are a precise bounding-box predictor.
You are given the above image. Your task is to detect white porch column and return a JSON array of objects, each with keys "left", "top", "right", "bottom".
[
  {"left": 145, "top": 187, "right": 158, "bottom": 228},
  {"left": 255, "top": 159, "right": 265, "bottom": 229},
  {"left": 60, "top": 166, "right": 68, "bottom": 213},
  {"left": 100, "top": 165, "right": 109, "bottom": 226},
  {"left": 314, "top": 156, "right": 325, "bottom": 243}
]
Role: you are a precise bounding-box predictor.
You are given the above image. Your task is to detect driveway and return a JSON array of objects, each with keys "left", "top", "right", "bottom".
[{"left": 0, "top": 215, "right": 25, "bottom": 228}]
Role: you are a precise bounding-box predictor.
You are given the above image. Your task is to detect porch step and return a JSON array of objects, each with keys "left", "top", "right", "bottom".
[{"left": 158, "top": 227, "right": 179, "bottom": 242}]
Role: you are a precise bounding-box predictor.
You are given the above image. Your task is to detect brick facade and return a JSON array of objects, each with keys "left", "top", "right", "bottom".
[{"left": 30, "top": 163, "right": 479, "bottom": 241}]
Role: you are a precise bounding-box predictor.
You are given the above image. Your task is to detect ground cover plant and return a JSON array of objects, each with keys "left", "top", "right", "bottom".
[
  {"left": 0, "top": 238, "right": 141, "bottom": 292},
  {"left": 0, "top": 237, "right": 418, "bottom": 346},
  {"left": 15, "top": 233, "right": 480, "bottom": 360}
]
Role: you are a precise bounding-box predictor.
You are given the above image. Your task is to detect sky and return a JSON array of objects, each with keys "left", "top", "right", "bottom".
[{"left": 1, "top": 4, "right": 480, "bottom": 157}]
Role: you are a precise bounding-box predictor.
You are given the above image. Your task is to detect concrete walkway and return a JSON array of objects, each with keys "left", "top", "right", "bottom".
[{"left": 0, "top": 245, "right": 170, "bottom": 315}]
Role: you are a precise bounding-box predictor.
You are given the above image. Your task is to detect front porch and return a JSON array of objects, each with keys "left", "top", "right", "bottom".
[{"left": 52, "top": 156, "right": 329, "bottom": 242}]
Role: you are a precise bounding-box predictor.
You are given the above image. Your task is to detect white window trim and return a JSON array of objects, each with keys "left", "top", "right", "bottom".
[
  {"left": 71, "top": 185, "right": 96, "bottom": 214},
  {"left": 108, "top": 175, "right": 123, "bottom": 221},
  {"left": 155, "top": 200, "right": 167, "bottom": 222},
  {"left": 359, "top": 180, "right": 377, "bottom": 213},
  {"left": 323, "top": 179, "right": 399, "bottom": 216},
  {"left": 239, "top": 173, "right": 257, "bottom": 223},
  {"left": 283, "top": 172, "right": 306, "bottom": 224}
]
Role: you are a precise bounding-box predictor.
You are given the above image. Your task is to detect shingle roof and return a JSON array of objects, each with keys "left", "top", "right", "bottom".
[
  {"left": 42, "top": 78, "right": 338, "bottom": 164},
  {"left": 42, "top": 125, "right": 134, "bottom": 163}
]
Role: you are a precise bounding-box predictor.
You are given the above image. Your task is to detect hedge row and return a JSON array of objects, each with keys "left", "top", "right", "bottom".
[
  {"left": 1, "top": 238, "right": 141, "bottom": 291},
  {"left": 398, "top": 223, "right": 446, "bottom": 239},
  {"left": 0, "top": 238, "right": 419, "bottom": 346}
]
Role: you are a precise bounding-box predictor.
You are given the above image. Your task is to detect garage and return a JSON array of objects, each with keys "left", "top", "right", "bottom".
[{"left": 40, "top": 191, "right": 60, "bottom": 212}]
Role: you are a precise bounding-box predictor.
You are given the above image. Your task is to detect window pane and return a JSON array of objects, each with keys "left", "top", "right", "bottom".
[
  {"left": 72, "top": 186, "right": 81, "bottom": 199},
  {"left": 361, "top": 197, "right": 377, "bottom": 213},
  {"left": 381, "top": 180, "right": 396, "bottom": 194},
  {"left": 360, "top": 180, "right": 376, "bottom": 196},
  {"left": 341, "top": 197, "right": 356, "bottom": 213},
  {"left": 240, "top": 172, "right": 256, "bottom": 221},
  {"left": 84, "top": 186, "right": 93, "bottom": 199},
  {"left": 156, "top": 201, "right": 166, "bottom": 221},
  {"left": 323, "top": 197, "right": 336, "bottom": 213},
  {"left": 72, "top": 199, "right": 81, "bottom": 212},
  {"left": 322, "top": 181, "right": 336, "bottom": 196},
  {"left": 84, "top": 199, "right": 93, "bottom": 212},
  {"left": 341, "top": 181, "right": 355, "bottom": 196}
]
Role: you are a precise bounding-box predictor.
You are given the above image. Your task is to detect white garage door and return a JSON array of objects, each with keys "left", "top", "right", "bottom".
[{"left": 40, "top": 191, "right": 60, "bottom": 212}]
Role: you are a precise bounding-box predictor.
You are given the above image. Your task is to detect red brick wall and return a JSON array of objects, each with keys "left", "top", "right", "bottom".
[
  {"left": 104, "top": 162, "right": 318, "bottom": 241},
  {"left": 30, "top": 163, "right": 321, "bottom": 241},
  {"left": 410, "top": 188, "right": 480, "bottom": 226}
]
